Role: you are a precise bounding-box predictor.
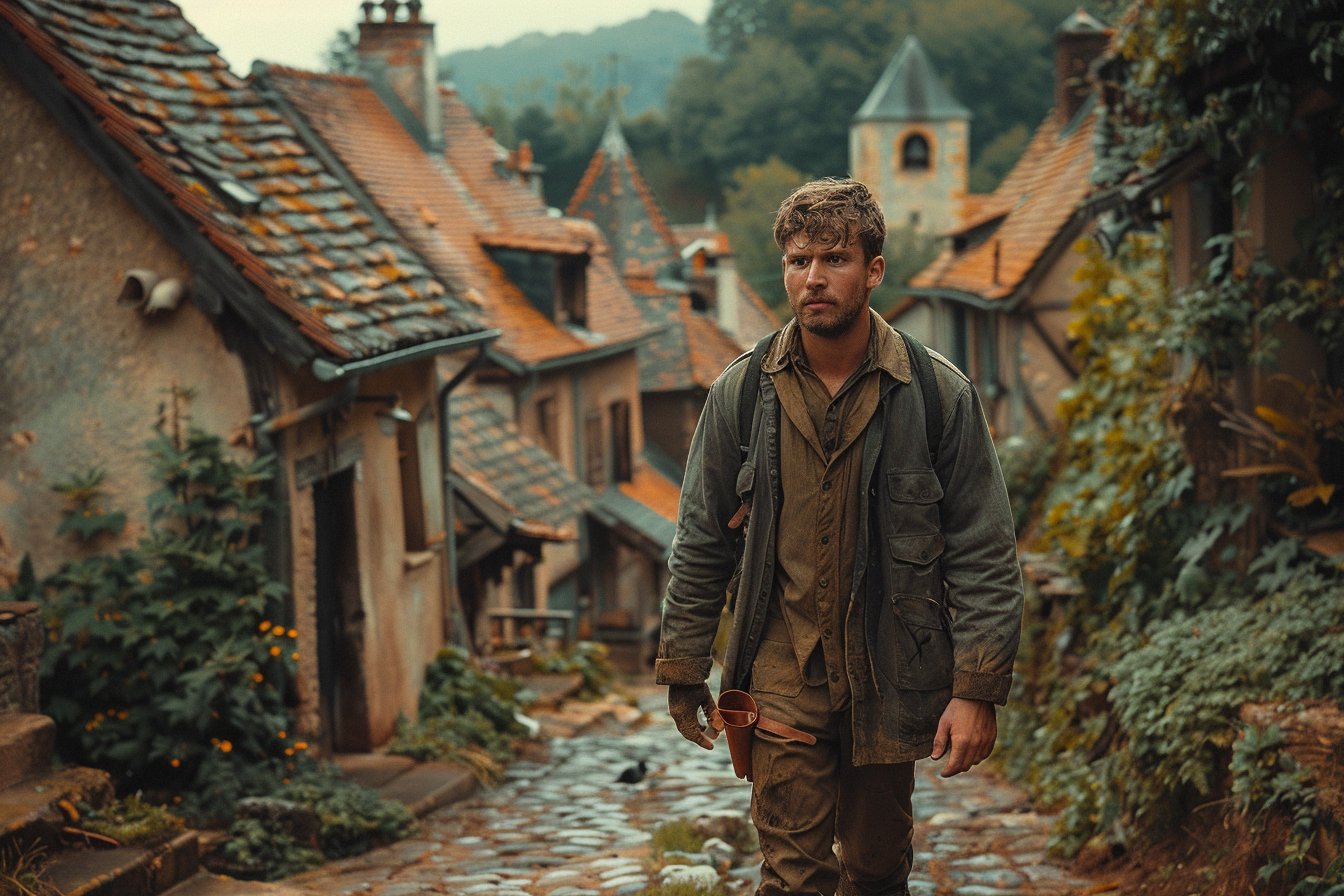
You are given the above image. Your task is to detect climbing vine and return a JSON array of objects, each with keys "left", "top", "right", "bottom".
[{"left": 1001, "top": 2, "right": 1344, "bottom": 875}]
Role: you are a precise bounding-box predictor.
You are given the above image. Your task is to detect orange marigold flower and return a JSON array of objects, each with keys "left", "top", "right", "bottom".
[
  {"left": 277, "top": 731, "right": 287, "bottom": 739},
  {"left": 258, "top": 620, "right": 271, "bottom": 632},
  {"left": 270, "top": 622, "right": 285, "bottom": 635},
  {"left": 287, "top": 628, "right": 298, "bottom": 639},
  {"left": 170, "top": 758, "right": 181, "bottom": 768},
  {"left": 294, "top": 741, "right": 309, "bottom": 751},
  {"left": 252, "top": 672, "right": 264, "bottom": 684},
  {"left": 270, "top": 645, "right": 282, "bottom": 657},
  {"left": 291, "top": 652, "right": 300, "bottom": 661},
  {"left": 219, "top": 740, "right": 233, "bottom": 753}
]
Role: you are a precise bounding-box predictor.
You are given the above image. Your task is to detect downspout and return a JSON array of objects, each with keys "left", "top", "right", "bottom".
[{"left": 437, "top": 344, "right": 493, "bottom": 650}]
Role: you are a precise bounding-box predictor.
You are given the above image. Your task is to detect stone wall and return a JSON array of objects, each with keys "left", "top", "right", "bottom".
[{"left": 0, "top": 601, "right": 42, "bottom": 713}]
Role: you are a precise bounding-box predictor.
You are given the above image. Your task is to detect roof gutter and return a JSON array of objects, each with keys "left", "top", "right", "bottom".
[
  {"left": 312, "top": 329, "right": 501, "bottom": 382},
  {"left": 484, "top": 331, "right": 651, "bottom": 377}
]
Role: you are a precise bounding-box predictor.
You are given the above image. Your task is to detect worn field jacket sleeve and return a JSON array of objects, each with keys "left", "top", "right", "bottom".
[
  {"left": 654, "top": 364, "right": 747, "bottom": 686},
  {"left": 933, "top": 363, "right": 1024, "bottom": 704}
]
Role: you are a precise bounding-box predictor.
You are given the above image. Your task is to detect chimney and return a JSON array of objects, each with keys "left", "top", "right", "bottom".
[
  {"left": 1054, "top": 8, "right": 1109, "bottom": 123},
  {"left": 356, "top": 0, "right": 442, "bottom": 151}
]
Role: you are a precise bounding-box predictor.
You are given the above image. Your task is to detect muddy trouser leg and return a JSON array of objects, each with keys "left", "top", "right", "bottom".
[
  {"left": 750, "top": 644, "right": 914, "bottom": 896},
  {"left": 834, "top": 749, "right": 914, "bottom": 896},
  {"left": 750, "top": 668, "right": 840, "bottom": 896}
]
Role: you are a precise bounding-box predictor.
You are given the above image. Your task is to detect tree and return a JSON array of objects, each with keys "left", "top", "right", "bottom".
[{"left": 720, "top": 156, "right": 807, "bottom": 312}]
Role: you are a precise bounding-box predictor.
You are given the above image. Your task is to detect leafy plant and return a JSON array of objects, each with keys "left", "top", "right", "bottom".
[
  {"left": 1232, "top": 725, "right": 1322, "bottom": 886},
  {"left": 0, "top": 843, "right": 61, "bottom": 896},
  {"left": 386, "top": 646, "right": 528, "bottom": 778},
  {"left": 531, "top": 640, "right": 616, "bottom": 699},
  {"left": 13, "top": 390, "right": 301, "bottom": 815}
]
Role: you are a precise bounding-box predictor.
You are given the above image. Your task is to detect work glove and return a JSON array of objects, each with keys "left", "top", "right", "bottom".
[{"left": 668, "top": 682, "right": 721, "bottom": 750}]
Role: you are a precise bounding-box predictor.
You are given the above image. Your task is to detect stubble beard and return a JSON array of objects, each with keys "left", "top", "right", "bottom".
[{"left": 797, "top": 296, "right": 866, "bottom": 339}]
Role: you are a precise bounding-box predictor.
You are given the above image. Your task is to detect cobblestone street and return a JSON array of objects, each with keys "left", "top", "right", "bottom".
[{"left": 288, "top": 684, "right": 1103, "bottom": 896}]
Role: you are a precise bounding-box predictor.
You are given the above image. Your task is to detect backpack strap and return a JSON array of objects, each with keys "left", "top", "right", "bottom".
[
  {"left": 738, "top": 331, "right": 776, "bottom": 459},
  {"left": 895, "top": 328, "right": 944, "bottom": 468}
]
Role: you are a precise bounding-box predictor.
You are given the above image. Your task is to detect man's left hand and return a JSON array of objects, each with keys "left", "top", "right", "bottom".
[{"left": 930, "top": 697, "right": 996, "bottom": 777}]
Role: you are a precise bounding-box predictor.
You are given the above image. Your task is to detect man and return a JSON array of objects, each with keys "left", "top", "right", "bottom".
[{"left": 656, "top": 178, "right": 1023, "bottom": 896}]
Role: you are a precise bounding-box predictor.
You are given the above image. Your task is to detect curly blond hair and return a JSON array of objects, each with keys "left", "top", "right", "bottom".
[{"left": 772, "top": 178, "right": 885, "bottom": 261}]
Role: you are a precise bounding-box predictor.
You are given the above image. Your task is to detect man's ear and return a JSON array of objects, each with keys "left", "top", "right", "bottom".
[{"left": 867, "top": 255, "right": 886, "bottom": 289}]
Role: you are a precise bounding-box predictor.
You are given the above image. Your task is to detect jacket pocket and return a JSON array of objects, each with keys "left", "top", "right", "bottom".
[
  {"left": 873, "top": 594, "right": 954, "bottom": 744},
  {"left": 887, "top": 469, "right": 943, "bottom": 505},
  {"left": 751, "top": 637, "right": 804, "bottom": 698}
]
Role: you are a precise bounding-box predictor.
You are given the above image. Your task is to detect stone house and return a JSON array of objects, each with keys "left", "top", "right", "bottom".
[
  {"left": 0, "top": 0, "right": 506, "bottom": 752},
  {"left": 883, "top": 11, "right": 1112, "bottom": 437},
  {"left": 567, "top": 118, "right": 779, "bottom": 470},
  {"left": 256, "top": 3, "right": 677, "bottom": 667}
]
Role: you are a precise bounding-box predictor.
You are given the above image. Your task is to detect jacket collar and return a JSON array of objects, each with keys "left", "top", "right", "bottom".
[{"left": 762, "top": 309, "right": 912, "bottom": 384}]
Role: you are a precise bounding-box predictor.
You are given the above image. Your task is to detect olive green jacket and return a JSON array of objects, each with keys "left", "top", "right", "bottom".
[{"left": 656, "top": 315, "right": 1023, "bottom": 764}]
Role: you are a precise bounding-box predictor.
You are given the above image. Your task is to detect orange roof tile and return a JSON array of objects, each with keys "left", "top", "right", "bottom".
[
  {"left": 910, "top": 105, "right": 1098, "bottom": 301},
  {"left": 619, "top": 465, "right": 682, "bottom": 524},
  {"left": 263, "top": 69, "right": 653, "bottom": 367},
  {"left": 1, "top": 0, "right": 482, "bottom": 361}
]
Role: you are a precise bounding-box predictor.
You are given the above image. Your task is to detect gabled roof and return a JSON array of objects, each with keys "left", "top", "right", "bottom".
[
  {"left": 0, "top": 0, "right": 484, "bottom": 365},
  {"left": 262, "top": 68, "right": 653, "bottom": 369},
  {"left": 910, "top": 102, "right": 1098, "bottom": 302},
  {"left": 854, "top": 35, "right": 969, "bottom": 124},
  {"left": 450, "top": 387, "right": 594, "bottom": 541},
  {"left": 566, "top": 118, "right": 681, "bottom": 280}
]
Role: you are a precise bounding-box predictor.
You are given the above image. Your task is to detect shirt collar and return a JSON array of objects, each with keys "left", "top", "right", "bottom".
[{"left": 763, "top": 309, "right": 911, "bottom": 383}]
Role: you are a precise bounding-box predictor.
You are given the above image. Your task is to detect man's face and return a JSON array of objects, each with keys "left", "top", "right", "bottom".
[{"left": 781, "top": 233, "right": 885, "bottom": 339}]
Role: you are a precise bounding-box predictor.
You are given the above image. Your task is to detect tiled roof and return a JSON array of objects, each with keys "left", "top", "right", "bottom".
[
  {"left": 450, "top": 387, "right": 594, "bottom": 539},
  {"left": 910, "top": 103, "right": 1097, "bottom": 301},
  {"left": 566, "top": 119, "right": 681, "bottom": 281},
  {"left": 619, "top": 465, "right": 682, "bottom": 525},
  {"left": 264, "top": 68, "right": 652, "bottom": 367},
  {"left": 0, "top": 0, "right": 482, "bottom": 362},
  {"left": 631, "top": 292, "right": 740, "bottom": 394},
  {"left": 854, "top": 35, "right": 970, "bottom": 123}
]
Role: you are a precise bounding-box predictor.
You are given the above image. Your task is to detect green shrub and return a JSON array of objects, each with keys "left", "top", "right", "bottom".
[
  {"left": 651, "top": 818, "right": 704, "bottom": 858},
  {"left": 80, "top": 794, "right": 186, "bottom": 847},
  {"left": 995, "top": 431, "right": 1056, "bottom": 536},
  {"left": 10, "top": 394, "right": 301, "bottom": 811},
  {"left": 532, "top": 640, "right": 616, "bottom": 699},
  {"left": 386, "top": 646, "right": 528, "bottom": 777}
]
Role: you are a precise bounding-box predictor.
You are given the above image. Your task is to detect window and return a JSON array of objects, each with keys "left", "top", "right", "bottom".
[
  {"left": 584, "top": 411, "right": 605, "bottom": 488},
  {"left": 536, "top": 395, "right": 560, "bottom": 459},
  {"left": 397, "top": 416, "right": 426, "bottom": 552},
  {"left": 901, "top": 133, "right": 930, "bottom": 171},
  {"left": 609, "top": 400, "right": 632, "bottom": 483},
  {"left": 396, "top": 405, "right": 445, "bottom": 554},
  {"left": 557, "top": 254, "right": 588, "bottom": 328}
]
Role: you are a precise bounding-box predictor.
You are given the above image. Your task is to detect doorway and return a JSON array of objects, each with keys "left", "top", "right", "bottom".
[{"left": 313, "top": 468, "right": 371, "bottom": 752}]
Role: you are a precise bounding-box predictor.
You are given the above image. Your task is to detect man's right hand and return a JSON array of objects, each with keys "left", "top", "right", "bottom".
[{"left": 668, "top": 683, "right": 722, "bottom": 750}]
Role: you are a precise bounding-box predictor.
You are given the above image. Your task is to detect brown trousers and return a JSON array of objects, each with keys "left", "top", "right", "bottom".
[{"left": 750, "top": 636, "right": 915, "bottom": 896}]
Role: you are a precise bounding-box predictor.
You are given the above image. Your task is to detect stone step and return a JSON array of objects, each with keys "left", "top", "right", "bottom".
[
  {"left": 45, "top": 830, "right": 200, "bottom": 896},
  {"left": 162, "top": 871, "right": 313, "bottom": 896},
  {"left": 0, "top": 765, "right": 115, "bottom": 854},
  {"left": 0, "top": 712, "right": 56, "bottom": 790}
]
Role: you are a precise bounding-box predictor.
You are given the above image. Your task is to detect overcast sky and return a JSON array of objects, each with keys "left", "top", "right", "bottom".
[{"left": 175, "top": 0, "right": 713, "bottom": 73}]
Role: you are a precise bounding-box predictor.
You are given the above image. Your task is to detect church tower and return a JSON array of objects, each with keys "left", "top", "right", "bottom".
[{"left": 850, "top": 35, "right": 969, "bottom": 236}]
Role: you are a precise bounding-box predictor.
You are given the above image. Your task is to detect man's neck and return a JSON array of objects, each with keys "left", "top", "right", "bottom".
[{"left": 799, "top": 311, "right": 872, "bottom": 395}]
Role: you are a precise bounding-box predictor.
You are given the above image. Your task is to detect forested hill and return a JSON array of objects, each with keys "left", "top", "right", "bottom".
[{"left": 441, "top": 10, "right": 707, "bottom": 116}]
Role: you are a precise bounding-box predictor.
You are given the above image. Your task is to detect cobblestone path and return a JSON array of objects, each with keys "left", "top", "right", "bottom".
[{"left": 289, "top": 687, "right": 1101, "bottom": 895}]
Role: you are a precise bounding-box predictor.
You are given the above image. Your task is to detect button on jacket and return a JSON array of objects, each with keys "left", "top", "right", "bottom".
[{"left": 656, "top": 312, "right": 1024, "bottom": 765}]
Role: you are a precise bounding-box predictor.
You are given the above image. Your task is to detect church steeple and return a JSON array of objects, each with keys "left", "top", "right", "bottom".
[{"left": 850, "top": 35, "right": 969, "bottom": 236}]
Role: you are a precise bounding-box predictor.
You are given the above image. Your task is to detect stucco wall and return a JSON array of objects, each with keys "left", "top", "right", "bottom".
[
  {"left": 280, "top": 362, "right": 447, "bottom": 750},
  {"left": 0, "top": 65, "right": 252, "bottom": 575}
]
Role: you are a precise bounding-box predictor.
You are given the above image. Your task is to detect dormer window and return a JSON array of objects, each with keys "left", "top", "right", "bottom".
[
  {"left": 557, "top": 253, "right": 588, "bottom": 328},
  {"left": 901, "top": 133, "right": 931, "bottom": 171}
]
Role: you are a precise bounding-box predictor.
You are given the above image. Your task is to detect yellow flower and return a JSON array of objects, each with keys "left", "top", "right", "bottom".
[{"left": 290, "top": 652, "right": 300, "bottom": 661}]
